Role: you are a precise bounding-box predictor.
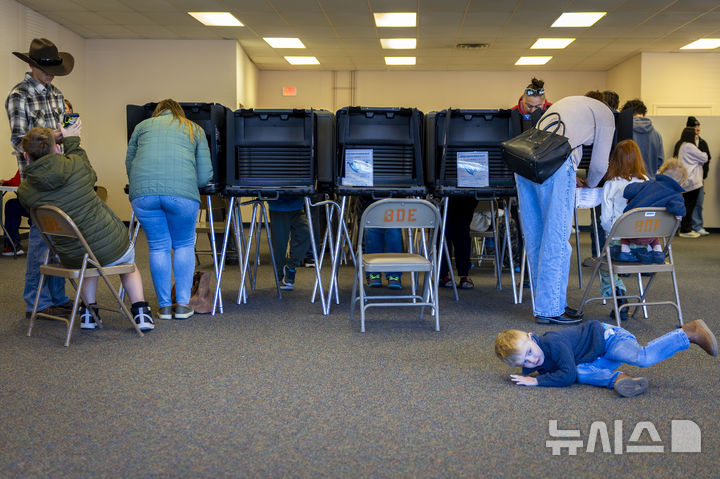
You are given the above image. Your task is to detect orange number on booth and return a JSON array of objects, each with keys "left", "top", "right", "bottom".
[
  {"left": 634, "top": 219, "right": 660, "bottom": 233},
  {"left": 384, "top": 208, "right": 417, "bottom": 223}
]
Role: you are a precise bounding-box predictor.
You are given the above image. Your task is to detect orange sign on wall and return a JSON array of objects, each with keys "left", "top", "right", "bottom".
[{"left": 282, "top": 86, "right": 297, "bottom": 97}]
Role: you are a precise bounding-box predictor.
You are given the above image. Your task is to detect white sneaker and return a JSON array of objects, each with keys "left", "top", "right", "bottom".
[
  {"left": 2, "top": 247, "right": 23, "bottom": 256},
  {"left": 679, "top": 231, "right": 701, "bottom": 238},
  {"left": 695, "top": 228, "right": 710, "bottom": 236}
]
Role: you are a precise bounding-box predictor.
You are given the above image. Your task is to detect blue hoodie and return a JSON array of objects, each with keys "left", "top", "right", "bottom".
[
  {"left": 632, "top": 116, "right": 665, "bottom": 179},
  {"left": 622, "top": 174, "right": 686, "bottom": 217}
]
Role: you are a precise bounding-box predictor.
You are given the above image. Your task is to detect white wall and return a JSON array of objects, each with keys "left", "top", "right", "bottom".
[
  {"left": 606, "top": 54, "right": 641, "bottom": 106},
  {"left": 257, "top": 70, "right": 606, "bottom": 111},
  {"left": 83, "top": 39, "right": 239, "bottom": 216},
  {"left": 641, "top": 53, "right": 720, "bottom": 115}
]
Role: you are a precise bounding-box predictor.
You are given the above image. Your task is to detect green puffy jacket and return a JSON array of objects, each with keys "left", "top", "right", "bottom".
[{"left": 18, "top": 136, "right": 130, "bottom": 268}]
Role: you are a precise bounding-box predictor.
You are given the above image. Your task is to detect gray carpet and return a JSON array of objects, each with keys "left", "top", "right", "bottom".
[{"left": 1, "top": 230, "right": 718, "bottom": 478}]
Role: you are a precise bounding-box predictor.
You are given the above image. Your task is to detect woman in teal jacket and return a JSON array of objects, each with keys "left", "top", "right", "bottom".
[{"left": 126, "top": 99, "right": 213, "bottom": 320}]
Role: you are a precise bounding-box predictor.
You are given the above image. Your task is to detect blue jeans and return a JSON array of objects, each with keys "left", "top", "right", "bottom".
[
  {"left": 365, "top": 227, "right": 403, "bottom": 279},
  {"left": 132, "top": 195, "right": 199, "bottom": 307},
  {"left": 24, "top": 224, "right": 70, "bottom": 312},
  {"left": 691, "top": 185, "right": 704, "bottom": 231},
  {"left": 515, "top": 158, "right": 576, "bottom": 317},
  {"left": 576, "top": 325, "right": 689, "bottom": 389}
]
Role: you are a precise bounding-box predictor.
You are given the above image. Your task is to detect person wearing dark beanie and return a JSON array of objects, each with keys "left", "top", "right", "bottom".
[{"left": 686, "top": 116, "right": 712, "bottom": 235}]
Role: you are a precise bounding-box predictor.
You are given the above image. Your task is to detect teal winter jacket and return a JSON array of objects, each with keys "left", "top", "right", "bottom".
[{"left": 126, "top": 110, "right": 213, "bottom": 203}]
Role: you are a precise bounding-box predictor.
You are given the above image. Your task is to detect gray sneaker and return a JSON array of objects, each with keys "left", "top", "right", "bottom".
[
  {"left": 174, "top": 305, "right": 194, "bottom": 320},
  {"left": 281, "top": 265, "right": 296, "bottom": 290},
  {"left": 158, "top": 306, "right": 173, "bottom": 320}
]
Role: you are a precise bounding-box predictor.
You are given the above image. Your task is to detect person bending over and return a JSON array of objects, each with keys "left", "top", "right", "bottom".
[
  {"left": 17, "top": 123, "right": 154, "bottom": 332},
  {"left": 494, "top": 319, "right": 717, "bottom": 397}
]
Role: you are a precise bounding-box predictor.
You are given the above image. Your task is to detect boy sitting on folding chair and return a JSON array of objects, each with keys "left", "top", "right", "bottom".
[{"left": 17, "top": 123, "right": 154, "bottom": 332}]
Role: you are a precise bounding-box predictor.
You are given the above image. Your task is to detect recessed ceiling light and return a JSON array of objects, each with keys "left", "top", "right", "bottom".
[
  {"left": 680, "top": 38, "right": 720, "bottom": 50},
  {"left": 551, "top": 12, "right": 606, "bottom": 28},
  {"left": 531, "top": 38, "right": 575, "bottom": 49},
  {"left": 515, "top": 56, "right": 552, "bottom": 65},
  {"left": 264, "top": 38, "right": 306, "bottom": 49},
  {"left": 374, "top": 13, "right": 416, "bottom": 27},
  {"left": 188, "top": 12, "right": 243, "bottom": 27},
  {"left": 284, "top": 56, "right": 320, "bottom": 65},
  {"left": 380, "top": 38, "right": 417, "bottom": 49},
  {"left": 385, "top": 56, "right": 416, "bottom": 65}
]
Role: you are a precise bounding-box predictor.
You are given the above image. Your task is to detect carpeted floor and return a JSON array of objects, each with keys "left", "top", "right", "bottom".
[{"left": 0, "top": 229, "right": 718, "bottom": 478}]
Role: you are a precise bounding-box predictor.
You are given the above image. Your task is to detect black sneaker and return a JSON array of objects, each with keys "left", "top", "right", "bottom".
[
  {"left": 132, "top": 302, "right": 154, "bottom": 332},
  {"left": 79, "top": 304, "right": 99, "bottom": 330},
  {"left": 281, "top": 265, "right": 296, "bottom": 290},
  {"left": 535, "top": 307, "right": 583, "bottom": 325},
  {"left": 303, "top": 257, "right": 315, "bottom": 268}
]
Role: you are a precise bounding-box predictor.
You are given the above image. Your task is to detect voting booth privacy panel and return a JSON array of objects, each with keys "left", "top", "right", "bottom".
[
  {"left": 335, "top": 107, "right": 426, "bottom": 197},
  {"left": 126, "top": 102, "right": 230, "bottom": 193},
  {"left": 426, "top": 109, "right": 516, "bottom": 197},
  {"left": 126, "top": 104, "right": 531, "bottom": 197},
  {"left": 225, "top": 109, "right": 334, "bottom": 197}
]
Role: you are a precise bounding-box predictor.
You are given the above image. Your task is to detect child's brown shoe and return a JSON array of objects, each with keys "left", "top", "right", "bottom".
[
  {"left": 681, "top": 319, "right": 718, "bottom": 356},
  {"left": 614, "top": 373, "right": 648, "bottom": 397}
]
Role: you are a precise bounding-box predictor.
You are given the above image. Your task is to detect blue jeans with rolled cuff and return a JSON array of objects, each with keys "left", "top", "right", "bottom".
[{"left": 576, "top": 324, "right": 689, "bottom": 389}]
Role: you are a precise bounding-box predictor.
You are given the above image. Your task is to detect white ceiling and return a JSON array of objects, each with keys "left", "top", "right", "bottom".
[{"left": 16, "top": 0, "right": 720, "bottom": 71}]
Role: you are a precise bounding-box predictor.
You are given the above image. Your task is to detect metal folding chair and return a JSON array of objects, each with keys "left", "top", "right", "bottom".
[
  {"left": 28, "top": 205, "right": 144, "bottom": 346},
  {"left": 578, "top": 207, "right": 682, "bottom": 326},
  {"left": 350, "top": 198, "right": 441, "bottom": 332}
]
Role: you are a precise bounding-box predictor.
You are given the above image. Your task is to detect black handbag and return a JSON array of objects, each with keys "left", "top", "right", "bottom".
[{"left": 501, "top": 112, "right": 573, "bottom": 184}]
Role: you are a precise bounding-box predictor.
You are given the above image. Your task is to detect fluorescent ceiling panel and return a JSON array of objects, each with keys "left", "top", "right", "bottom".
[
  {"left": 385, "top": 56, "right": 416, "bottom": 65},
  {"left": 515, "top": 56, "right": 552, "bottom": 65},
  {"left": 380, "top": 38, "right": 417, "bottom": 49},
  {"left": 264, "top": 37, "right": 306, "bottom": 48},
  {"left": 285, "top": 56, "right": 320, "bottom": 65},
  {"left": 531, "top": 38, "right": 575, "bottom": 49},
  {"left": 551, "top": 12, "right": 606, "bottom": 28},
  {"left": 374, "top": 13, "right": 417, "bottom": 27},
  {"left": 680, "top": 39, "right": 720, "bottom": 50},
  {"left": 187, "top": 12, "right": 243, "bottom": 27}
]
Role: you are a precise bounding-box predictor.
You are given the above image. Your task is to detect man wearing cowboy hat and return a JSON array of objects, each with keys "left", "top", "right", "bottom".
[{"left": 6, "top": 38, "right": 74, "bottom": 318}]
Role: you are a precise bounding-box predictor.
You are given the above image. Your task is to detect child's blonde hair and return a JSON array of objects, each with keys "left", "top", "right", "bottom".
[
  {"left": 494, "top": 330, "right": 528, "bottom": 366},
  {"left": 658, "top": 157, "right": 687, "bottom": 185}
]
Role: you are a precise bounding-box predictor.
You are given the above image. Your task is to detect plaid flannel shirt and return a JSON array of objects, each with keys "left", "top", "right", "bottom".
[{"left": 5, "top": 72, "right": 65, "bottom": 179}]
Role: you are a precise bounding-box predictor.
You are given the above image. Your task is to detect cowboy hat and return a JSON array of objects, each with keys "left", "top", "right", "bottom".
[{"left": 13, "top": 38, "right": 74, "bottom": 76}]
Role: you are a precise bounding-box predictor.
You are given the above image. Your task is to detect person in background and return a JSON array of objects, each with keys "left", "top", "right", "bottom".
[
  {"left": 438, "top": 197, "right": 478, "bottom": 290},
  {"left": 267, "top": 195, "right": 311, "bottom": 291},
  {"left": 621, "top": 99, "right": 664, "bottom": 179},
  {"left": 512, "top": 77, "right": 552, "bottom": 131},
  {"left": 516, "top": 95, "right": 615, "bottom": 325},
  {"left": 5, "top": 38, "right": 73, "bottom": 318},
  {"left": 126, "top": 99, "right": 213, "bottom": 320},
  {"left": 603, "top": 91, "right": 620, "bottom": 111},
  {"left": 1, "top": 170, "right": 28, "bottom": 256},
  {"left": 686, "top": 116, "right": 711, "bottom": 236},
  {"left": 674, "top": 126, "right": 708, "bottom": 238},
  {"left": 64, "top": 98, "right": 73, "bottom": 114}
]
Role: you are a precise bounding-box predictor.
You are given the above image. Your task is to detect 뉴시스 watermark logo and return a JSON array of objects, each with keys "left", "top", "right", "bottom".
[{"left": 546, "top": 419, "right": 701, "bottom": 455}]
